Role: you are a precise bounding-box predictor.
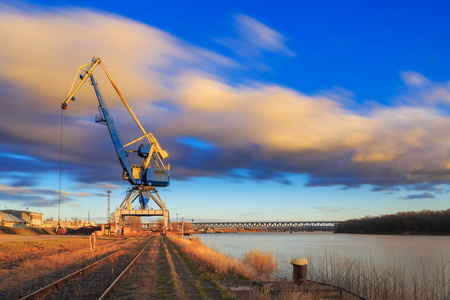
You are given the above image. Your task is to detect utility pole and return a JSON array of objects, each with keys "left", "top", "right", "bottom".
[
  {"left": 107, "top": 190, "right": 111, "bottom": 223},
  {"left": 181, "top": 217, "right": 184, "bottom": 239}
]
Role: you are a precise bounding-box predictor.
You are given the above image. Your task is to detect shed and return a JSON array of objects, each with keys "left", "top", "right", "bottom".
[{"left": 1, "top": 213, "right": 28, "bottom": 227}]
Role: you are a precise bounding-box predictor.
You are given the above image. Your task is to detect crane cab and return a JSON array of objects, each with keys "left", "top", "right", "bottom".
[
  {"left": 146, "top": 167, "right": 170, "bottom": 187},
  {"left": 126, "top": 164, "right": 169, "bottom": 187}
]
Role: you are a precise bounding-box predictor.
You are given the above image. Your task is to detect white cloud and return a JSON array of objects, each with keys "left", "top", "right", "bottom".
[
  {"left": 215, "top": 13, "right": 295, "bottom": 64},
  {"left": 235, "top": 13, "right": 295, "bottom": 56},
  {"left": 400, "top": 70, "right": 430, "bottom": 87}
]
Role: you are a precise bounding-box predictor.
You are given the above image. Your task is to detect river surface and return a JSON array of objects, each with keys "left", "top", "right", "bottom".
[{"left": 197, "top": 232, "right": 450, "bottom": 278}]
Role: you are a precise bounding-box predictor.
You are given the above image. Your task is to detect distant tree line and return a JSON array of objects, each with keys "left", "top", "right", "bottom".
[{"left": 335, "top": 209, "right": 450, "bottom": 235}]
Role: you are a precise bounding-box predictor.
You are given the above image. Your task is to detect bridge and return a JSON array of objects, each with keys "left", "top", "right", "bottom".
[{"left": 192, "top": 221, "right": 337, "bottom": 231}]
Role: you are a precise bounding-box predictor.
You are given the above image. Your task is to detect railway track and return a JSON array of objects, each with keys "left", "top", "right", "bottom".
[
  {"left": 4, "top": 234, "right": 237, "bottom": 299},
  {"left": 108, "top": 235, "right": 231, "bottom": 300},
  {"left": 19, "top": 235, "right": 157, "bottom": 300},
  {"left": 0, "top": 237, "right": 131, "bottom": 270}
]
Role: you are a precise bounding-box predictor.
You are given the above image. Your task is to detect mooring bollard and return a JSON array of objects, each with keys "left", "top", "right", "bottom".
[{"left": 290, "top": 258, "right": 307, "bottom": 284}]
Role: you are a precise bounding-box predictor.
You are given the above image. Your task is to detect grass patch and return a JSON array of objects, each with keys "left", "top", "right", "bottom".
[
  {"left": 168, "top": 234, "right": 278, "bottom": 281},
  {"left": 156, "top": 239, "right": 178, "bottom": 298},
  {"left": 0, "top": 237, "right": 117, "bottom": 263},
  {"left": 241, "top": 249, "right": 278, "bottom": 280},
  {"left": 166, "top": 236, "right": 238, "bottom": 299},
  {"left": 168, "top": 234, "right": 254, "bottom": 278},
  {"left": 0, "top": 226, "right": 55, "bottom": 235}
]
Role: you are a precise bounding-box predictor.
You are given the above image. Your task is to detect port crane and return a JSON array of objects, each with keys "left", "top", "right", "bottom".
[{"left": 61, "top": 57, "right": 170, "bottom": 232}]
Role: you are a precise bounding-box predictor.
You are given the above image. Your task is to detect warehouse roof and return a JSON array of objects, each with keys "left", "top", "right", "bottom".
[{"left": 1, "top": 213, "right": 28, "bottom": 224}]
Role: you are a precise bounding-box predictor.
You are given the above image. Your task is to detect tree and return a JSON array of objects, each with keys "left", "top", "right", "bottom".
[
  {"left": 183, "top": 222, "right": 192, "bottom": 231},
  {"left": 125, "top": 216, "right": 142, "bottom": 230},
  {"left": 170, "top": 222, "right": 179, "bottom": 231},
  {"left": 71, "top": 217, "right": 80, "bottom": 228},
  {"left": 156, "top": 218, "right": 165, "bottom": 231}
]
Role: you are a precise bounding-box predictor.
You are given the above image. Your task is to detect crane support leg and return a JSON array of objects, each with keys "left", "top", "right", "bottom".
[{"left": 114, "top": 186, "right": 169, "bottom": 234}]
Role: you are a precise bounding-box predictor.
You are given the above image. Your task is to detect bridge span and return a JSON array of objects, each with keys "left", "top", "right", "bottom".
[{"left": 192, "top": 221, "right": 337, "bottom": 231}]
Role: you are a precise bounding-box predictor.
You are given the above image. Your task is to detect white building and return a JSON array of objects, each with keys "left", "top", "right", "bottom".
[{"left": 0, "top": 210, "right": 44, "bottom": 228}]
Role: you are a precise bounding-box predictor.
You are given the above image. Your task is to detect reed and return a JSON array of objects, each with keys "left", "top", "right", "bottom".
[
  {"left": 304, "top": 248, "right": 450, "bottom": 300},
  {"left": 241, "top": 249, "right": 278, "bottom": 280},
  {"left": 167, "top": 234, "right": 255, "bottom": 278},
  {"left": 168, "top": 234, "right": 279, "bottom": 280}
]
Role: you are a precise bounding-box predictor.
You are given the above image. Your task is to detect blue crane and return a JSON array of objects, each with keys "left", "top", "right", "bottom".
[{"left": 61, "top": 57, "right": 170, "bottom": 231}]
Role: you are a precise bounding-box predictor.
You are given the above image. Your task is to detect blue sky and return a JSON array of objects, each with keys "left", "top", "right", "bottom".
[{"left": 1, "top": 0, "right": 450, "bottom": 223}]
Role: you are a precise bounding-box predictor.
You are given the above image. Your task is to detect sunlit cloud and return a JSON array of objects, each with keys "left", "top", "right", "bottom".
[{"left": 2, "top": 3, "right": 450, "bottom": 200}]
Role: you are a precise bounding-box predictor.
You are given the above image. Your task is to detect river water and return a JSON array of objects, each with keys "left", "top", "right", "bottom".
[{"left": 196, "top": 232, "right": 450, "bottom": 279}]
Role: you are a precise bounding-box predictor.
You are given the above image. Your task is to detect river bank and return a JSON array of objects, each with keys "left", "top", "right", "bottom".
[
  {"left": 196, "top": 231, "right": 450, "bottom": 300},
  {"left": 335, "top": 209, "right": 450, "bottom": 235},
  {"left": 0, "top": 232, "right": 346, "bottom": 299}
]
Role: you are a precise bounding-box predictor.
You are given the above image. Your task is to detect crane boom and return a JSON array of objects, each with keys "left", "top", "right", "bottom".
[
  {"left": 61, "top": 57, "right": 171, "bottom": 232},
  {"left": 61, "top": 57, "right": 170, "bottom": 187},
  {"left": 90, "top": 74, "right": 134, "bottom": 185}
]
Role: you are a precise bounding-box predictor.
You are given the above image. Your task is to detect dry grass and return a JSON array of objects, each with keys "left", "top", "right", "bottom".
[
  {"left": 0, "top": 237, "right": 133, "bottom": 292},
  {"left": 168, "top": 234, "right": 279, "bottom": 281},
  {"left": 241, "top": 249, "right": 278, "bottom": 280},
  {"left": 0, "top": 237, "right": 116, "bottom": 263},
  {"left": 0, "top": 226, "right": 55, "bottom": 235},
  {"left": 168, "top": 234, "right": 256, "bottom": 279}
]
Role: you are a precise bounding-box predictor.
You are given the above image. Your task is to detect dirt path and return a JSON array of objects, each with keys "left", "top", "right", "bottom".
[{"left": 110, "top": 236, "right": 234, "bottom": 299}]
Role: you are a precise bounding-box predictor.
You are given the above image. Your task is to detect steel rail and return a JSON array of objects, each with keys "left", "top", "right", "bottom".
[
  {"left": 98, "top": 235, "right": 156, "bottom": 300},
  {"left": 19, "top": 236, "right": 148, "bottom": 300}
]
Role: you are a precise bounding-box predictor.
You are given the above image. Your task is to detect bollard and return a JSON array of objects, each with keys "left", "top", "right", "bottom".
[{"left": 290, "top": 258, "right": 307, "bottom": 284}]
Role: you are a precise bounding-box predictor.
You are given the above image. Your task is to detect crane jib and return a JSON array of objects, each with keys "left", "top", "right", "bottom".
[{"left": 60, "top": 57, "right": 170, "bottom": 188}]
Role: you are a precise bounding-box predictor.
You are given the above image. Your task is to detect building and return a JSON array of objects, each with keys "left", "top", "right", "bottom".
[
  {"left": 43, "top": 218, "right": 97, "bottom": 229},
  {"left": 0, "top": 210, "right": 44, "bottom": 228},
  {"left": 0, "top": 211, "right": 28, "bottom": 227}
]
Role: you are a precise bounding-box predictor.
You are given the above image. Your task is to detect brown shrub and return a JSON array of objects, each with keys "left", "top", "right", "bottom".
[{"left": 241, "top": 249, "right": 278, "bottom": 280}]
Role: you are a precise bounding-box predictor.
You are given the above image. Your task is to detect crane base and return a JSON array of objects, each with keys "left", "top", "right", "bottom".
[
  {"left": 115, "top": 208, "right": 169, "bottom": 234},
  {"left": 114, "top": 186, "right": 169, "bottom": 234}
]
